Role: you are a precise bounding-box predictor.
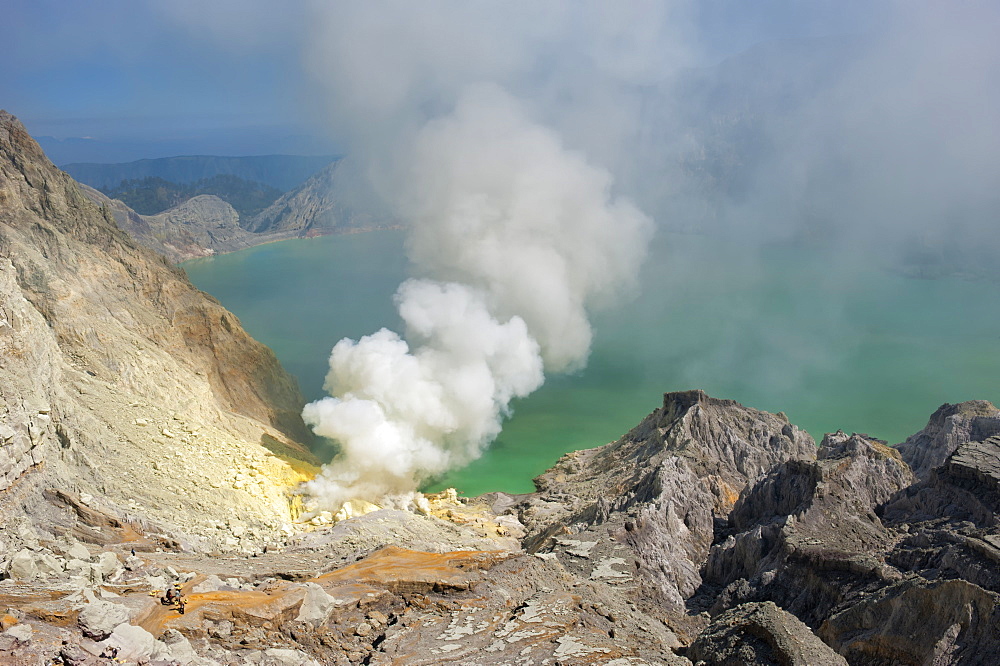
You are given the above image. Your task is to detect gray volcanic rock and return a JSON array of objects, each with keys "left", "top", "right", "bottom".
[
  {"left": 0, "top": 109, "right": 317, "bottom": 553},
  {"left": 78, "top": 599, "right": 130, "bottom": 640},
  {"left": 886, "top": 434, "right": 1000, "bottom": 530},
  {"left": 702, "top": 432, "right": 912, "bottom": 625},
  {"left": 895, "top": 400, "right": 1000, "bottom": 480},
  {"left": 689, "top": 601, "right": 847, "bottom": 666},
  {"left": 244, "top": 161, "right": 387, "bottom": 235},
  {"left": 878, "top": 432, "right": 1000, "bottom": 601},
  {"left": 517, "top": 390, "right": 816, "bottom": 637},
  {"left": 819, "top": 578, "right": 1000, "bottom": 665},
  {"left": 695, "top": 400, "right": 1000, "bottom": 664}
]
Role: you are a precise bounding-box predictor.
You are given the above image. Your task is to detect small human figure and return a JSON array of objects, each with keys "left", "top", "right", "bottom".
[{"left": 162, "top": 587, "right": 179, "bottom": 605}]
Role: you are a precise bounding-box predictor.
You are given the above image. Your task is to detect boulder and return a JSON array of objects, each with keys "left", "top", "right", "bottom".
[
  {"left": 3, "top": 622, "right": 33, "bottom": 644},
  {"left": 192, "top": 574, "right": 225, "bottom": 593},
  {"left": 78, "top": 600, "right": 130, "bottom": 640},
  {"left": 6, "top": 548, "right": 64, "bottom": 580},
  {"left": 689, "top": 601, "right": 847, "bottom": 665},
  {"left": 65, "top": 541, "right": 91, "bottom": 561},
  {"left": 98, "top": 622, "right": 160, "bottom": 662},
  {"left": 59, "top": 643, "right": 92, "bottom": 666},
  {"left": 6, "top": 549, "right": 39, "bottom": 580},
  {"left": 261, "top": 647, "right": 322, "bottom": 666},
  {"left": 295, "top": 582, "right": 336, "bottom": 624},
  {"left": 160, "top": 628, "right": 201, "bottom": 664},
  {"left": 94, "top": 551, "right": 122, "bottom": 580}
]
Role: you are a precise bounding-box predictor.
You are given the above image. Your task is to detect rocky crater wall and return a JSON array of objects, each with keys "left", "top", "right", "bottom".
[{"left": 0, "top": 109, "right": 318, "bottom": 552}]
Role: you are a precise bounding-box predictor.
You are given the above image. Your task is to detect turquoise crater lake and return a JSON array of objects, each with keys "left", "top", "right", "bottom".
[{"left": 183, "top": 230, "right": 1000, "bottom": 496}]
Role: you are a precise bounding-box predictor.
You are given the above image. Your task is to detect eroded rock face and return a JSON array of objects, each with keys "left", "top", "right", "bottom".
[
  {"left": 693, "top": 401, "right": 1000, "bottom": 665},
  {"left": 0, "top": 109, "right": 316, "bottom": 552},
  {"left": 689, "top": 601, "right": 848, "bottom": 666},
  {"left": 516, "top": 390, "right": 817, "bottom": 637},
  {"left": 243, "top": 161, "right": 385, "bottom": 236},
  {"left": 896, "top": 400, "right": 1000, "bottom": 481},
  {"left": 702, "top": 432, "right": 913, "bottom": 624},
  {"left": 820, "top": 578, "right": 1000, "bottom": 665}
]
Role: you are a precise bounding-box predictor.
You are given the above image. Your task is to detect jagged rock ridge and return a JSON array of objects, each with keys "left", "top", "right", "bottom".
[{"left": 241, "top": 160, "right": 387, "bottom": 237}]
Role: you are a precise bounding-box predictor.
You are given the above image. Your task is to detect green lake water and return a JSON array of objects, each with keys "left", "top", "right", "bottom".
[{"left": 183, "top": 230, "right": 1000, "bottom": 496}]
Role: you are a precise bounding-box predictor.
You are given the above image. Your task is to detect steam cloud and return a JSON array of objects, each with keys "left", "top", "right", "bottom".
[
  {"left": 154, "top": 1, "right": 1000, "bottom": 506},
  {"left": 302, "top": 86, "right": 651, "bottom": 510}
]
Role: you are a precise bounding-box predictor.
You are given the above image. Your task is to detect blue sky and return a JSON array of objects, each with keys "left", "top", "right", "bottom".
[
  {"left": 4, "top": 1, "right": 886, "bottom": 163},
  {"left": 5, "top": 0, "right": 321, "bottom": 161}
]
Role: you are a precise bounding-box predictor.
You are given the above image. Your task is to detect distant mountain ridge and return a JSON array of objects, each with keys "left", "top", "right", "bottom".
[
  {"left": 106, "top": 174, "right": 282, "bottom": 217},
  {"left": 244, "top": 160, "right": 386, "bottom": 236},
  {"left": 62, "top": 154, "right": 338, "bottom": 191},
  {"left": 60, "top": 153, "right": 396, "bottom": 262}
]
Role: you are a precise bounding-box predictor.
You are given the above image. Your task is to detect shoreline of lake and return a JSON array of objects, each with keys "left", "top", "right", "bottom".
[{"left": 184, "top": 229, "right": 1000, "bottom": 496}]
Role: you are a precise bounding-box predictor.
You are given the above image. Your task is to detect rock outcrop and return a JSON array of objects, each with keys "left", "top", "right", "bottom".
[
  {"left": 77, "top": 158, "right": 391, "bottom": 263},
  {"left": 515, "top": 390, "right": 817, "bottom": 638},
  {"left": 81, "top": 186, "right": 264, "bottom": 262},
  {"left": 701, "top": 432, "right": 912, "bottom": 624},
  {"left": 691, "top": 401, "right": 1000, "bottom": 665},
  {"left": 895, "top": 400, "right": 1000, "bottom": 480},
  {"left": 243, "top": 161, "right": 388, "bottom": 236},
  {"left": 689, "top": 601, "right": 848, "bottom": 666}
]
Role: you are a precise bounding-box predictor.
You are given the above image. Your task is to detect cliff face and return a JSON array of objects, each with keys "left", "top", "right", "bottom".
[
  {"left": 0, "top": 110, "right": 316, "bottom": 550},
  {"left": 80, "top": 186, "right": 260, "bottom": 262},
  {"left": 80, "top": 158, "right": 391, "bottom": 263},
  {"left": 242, "top": 160, "right": 387, "bottom": 235},
  {"left": 516, "top": 390, "right": 818, "bottom": 637}
]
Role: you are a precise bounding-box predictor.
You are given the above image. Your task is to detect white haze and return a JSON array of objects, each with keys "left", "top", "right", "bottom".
[
  {"left": 156, "top": 1, "right": 1000, "bottom": 506},
  {"left": 301, "top": 85, "right": 650, "bottom": 510},
  {"left": 289, "top": 2, "right": 675, "bottom": 511}
]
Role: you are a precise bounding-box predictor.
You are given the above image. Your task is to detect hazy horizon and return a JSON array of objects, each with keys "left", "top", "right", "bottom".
[{"left": 9, "top": 1, "right": 885, "bottom": 163}]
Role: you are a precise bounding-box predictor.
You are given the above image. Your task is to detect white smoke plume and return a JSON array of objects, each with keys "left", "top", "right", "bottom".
[{"left": 302, "top": 85, "right": 651, "bottom": 510}]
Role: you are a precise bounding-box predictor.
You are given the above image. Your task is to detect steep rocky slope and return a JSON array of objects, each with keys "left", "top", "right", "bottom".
[
  {"left": 514, "top": 390, "right": 817, "bottom": 639},
  {"left": 0, "top": 109, "right": 317, "bottom": 556},
  {"left": 242, "top": 161, "right": 388, "bottom": 236},
  {"left": 79, "top": 186, "right": 309, "bottom": 264},
  {"left": 80, "top": 159, "right": 393, "bottom": 263},
  {"left": 80, "top": 187, "right": 260, "bottom": 262}
]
